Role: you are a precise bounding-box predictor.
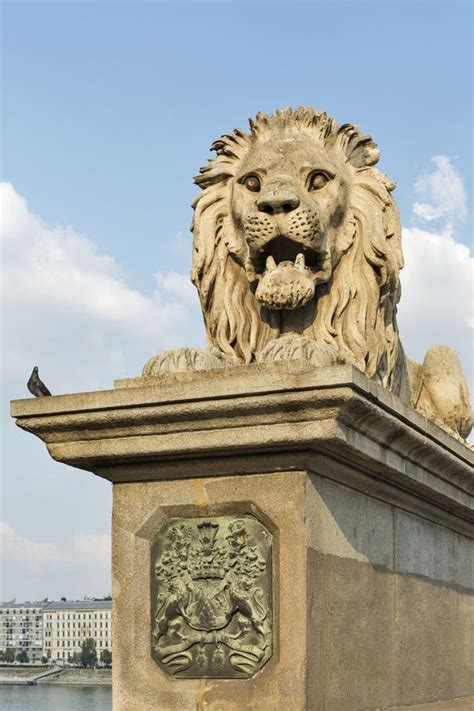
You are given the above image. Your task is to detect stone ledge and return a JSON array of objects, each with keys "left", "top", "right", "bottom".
[
  {"left": 11, "top": 362, "right": 474, "bottom": 536},
  {"left": 382, "top": 695, "right": 474, "bottom": 711}
]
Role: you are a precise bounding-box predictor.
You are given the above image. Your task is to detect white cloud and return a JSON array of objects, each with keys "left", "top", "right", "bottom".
[
  {"left": 399, "top": 156, "right": 473, "bottom": 407},
  {"left": 0, "top": 522, "right": 62, "bottom": 571},
  {"left": 72, "top": 534, "right": 111, "bottom": 567},
  {"left": 154, "top": 271, "right": 197, "bottom": 304},
  {"left": 399, "top": 226, "right": 473, "bottom": 376},
  {"left": 412, "top": 155, "right": 467, "bottom": 225},
  {"left": 0, "top": 522, "right": 111, "bottom": 572},
  {"left": 0, "top": 182, "right": 204, "bottom": 600},
  {"left": 0, "top": 182, "right": 203, "bottom": 394}
]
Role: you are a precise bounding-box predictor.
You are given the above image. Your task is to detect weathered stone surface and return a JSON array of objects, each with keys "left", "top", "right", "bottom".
[
  {"left": 305, "top": 475, "right": 474, "bottom": 710},
  {"left": 112, "top": 472, "right": 309, "bottom": 711},
  {"left": 389, "top": 699, "right": 474, "bottom": 711},
  {"left": 110, "top": 470, "right": 473, "bottom": 711},
  {"left": 11, "top": 363, "right": 473, "bottom": 535},
  {"left": 142, "top": 107, "right": 472, "bottom": 442},
  {"left": 151, "top": 516, "right": 272, "bottom": 678},
  {"left": 11, "top": 363, "right": 474, "bottom": 709},
  {"left": 9, "top": 105, "right": 474, "bottom": 711}
]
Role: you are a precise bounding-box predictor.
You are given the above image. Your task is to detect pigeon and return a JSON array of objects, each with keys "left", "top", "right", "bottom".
[{"left": 27, "top": 366, "right": 52, "bottom": 397}]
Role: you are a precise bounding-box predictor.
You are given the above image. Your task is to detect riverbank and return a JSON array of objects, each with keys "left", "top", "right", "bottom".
[
  {"left": 0, "top": 666, "right": 111, "bottom": 686},
  {"left": 40, "top": 668, "right": 112, "bottom": 685}
]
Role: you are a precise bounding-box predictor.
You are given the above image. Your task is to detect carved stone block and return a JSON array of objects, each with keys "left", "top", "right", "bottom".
[
  {"left": 151, "top": 515, "right": 272, "bottom": 678},
  {"left": 142, "top": 106, "right": 472, "bottom": 443}
]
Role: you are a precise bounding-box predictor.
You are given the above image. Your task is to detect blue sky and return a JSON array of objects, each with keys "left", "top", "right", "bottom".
[
  {"left": 3, "top": 0, "right": 472, "bottom": 281},
  {"left": 1, "top": 0, "right": 472, "bottom": 600}
]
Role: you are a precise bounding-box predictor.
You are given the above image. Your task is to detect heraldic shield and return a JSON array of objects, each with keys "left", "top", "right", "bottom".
[{"left": 151, "top": 515, "right": 272, "bottom": 678}]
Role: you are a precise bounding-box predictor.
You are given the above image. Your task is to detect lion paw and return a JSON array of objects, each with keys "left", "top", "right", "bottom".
[
  {"left": 256, "top": 335, "right": 346, "bottom": 368},
  {"left": 143, "top": 347, "right": 233, "bottom": 375}
]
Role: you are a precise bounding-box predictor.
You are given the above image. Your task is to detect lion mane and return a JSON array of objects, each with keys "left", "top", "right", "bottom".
[{"left": 191, "top": 107, "right": 410, "bottom": 399}]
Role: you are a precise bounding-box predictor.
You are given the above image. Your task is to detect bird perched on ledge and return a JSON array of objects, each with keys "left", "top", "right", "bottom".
[{"left": 27, "top": 366, "right": 51, "bottom": 397}]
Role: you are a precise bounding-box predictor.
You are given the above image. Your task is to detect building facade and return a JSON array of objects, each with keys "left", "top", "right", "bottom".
[
  {"left": 43, "top": 599, "right": 112, "bottom": 664},
  {"left": 0, "top": 601, "right": 48, "bottom": 663},
  {"left": 0, "top": 599, "right": 112, "bottom": 665}
]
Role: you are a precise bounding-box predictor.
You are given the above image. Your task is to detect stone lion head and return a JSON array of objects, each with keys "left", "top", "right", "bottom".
[{"left": 191, "top": 107, "right": 405, "bottom": 392}]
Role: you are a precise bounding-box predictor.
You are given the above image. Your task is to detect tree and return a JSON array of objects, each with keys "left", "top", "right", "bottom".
[
  {"left": 41, "top": 656, "right": 48, "bottom": 665},
  {"left": 71, "top": 652, "right": 81, "bottom": 666},
  {"left": 80, "top": 638, "right": 97, "bottom": 668},
  {"left": 100, "top": 648, "right": 112, "bottom": 667},
  {"left": 4, "top": 649, "right": 15, "bottom": 663},
  {"left": 16, "top": 649, "right": 29, "bottom": 663}
]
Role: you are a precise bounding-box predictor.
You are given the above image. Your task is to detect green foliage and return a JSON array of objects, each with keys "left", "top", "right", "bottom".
[
  {"left": 100, "top": 648, "right": 112, "bottom": 666},
  {"left": 80, "top": 638, "right": 97, "bottom": 668},
  {"left": 16, "top": 649, "right": 29, "bottom": 663},
  {"left": 4, "top": 648, "right": 15, "bottom": 663},
  {"left": 41, "top": 656, "right": 48, "bottom": 665}
]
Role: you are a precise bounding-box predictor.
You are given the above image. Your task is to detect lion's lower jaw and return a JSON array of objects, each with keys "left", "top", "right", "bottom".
[{"left": 254, "top": 268, "right": 316, "bottom": 310}]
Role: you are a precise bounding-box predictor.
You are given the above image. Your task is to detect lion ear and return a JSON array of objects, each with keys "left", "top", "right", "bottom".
[
  {"left": 338, "top": 124, "right": 380, "bottom": 168},
  {"left": 349, "top": 138, "right": 379, "bottom": 168}
]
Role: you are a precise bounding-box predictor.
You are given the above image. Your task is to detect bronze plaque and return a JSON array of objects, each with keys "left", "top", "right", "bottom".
[{"left": 151, "top": 515, "right": 272, "bottom": 678}]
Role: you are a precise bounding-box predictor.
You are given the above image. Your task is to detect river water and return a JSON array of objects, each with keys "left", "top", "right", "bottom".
[{"left": 0, "top": 684, "right": 112, "bottom": 710}]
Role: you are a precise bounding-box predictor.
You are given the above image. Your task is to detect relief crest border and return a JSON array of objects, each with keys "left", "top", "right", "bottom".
[{"left": 150, "top": 513, "right": 273, "bottom": 679}]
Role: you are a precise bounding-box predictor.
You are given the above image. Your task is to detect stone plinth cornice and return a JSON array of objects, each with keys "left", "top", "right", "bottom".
[{"left": 11, "top": 362, "right": 473, "bottom": 535}]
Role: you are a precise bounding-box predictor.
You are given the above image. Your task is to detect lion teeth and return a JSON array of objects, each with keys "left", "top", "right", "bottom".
[
  {"left": 295, "top": 253, "right": 305, "bottom": 270},
  {"left": 266, "top": 255, "right": 277, "bottom": 271}
]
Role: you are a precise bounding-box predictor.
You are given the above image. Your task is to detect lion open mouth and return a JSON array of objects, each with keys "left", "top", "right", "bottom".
[
  {"left": 251, "top": 235, "right": 330, "bottom": 311},
  {"left": 254, "top": 235, "right": 321, "bottom": 276}
]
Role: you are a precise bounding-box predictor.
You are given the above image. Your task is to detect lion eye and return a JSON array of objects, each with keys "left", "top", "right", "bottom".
[
  {"left": 308, "top": 171, "right": 330, "bottom": 191},
  {"left": 242, "top": 174, "right": 261, "bottom": 193}
]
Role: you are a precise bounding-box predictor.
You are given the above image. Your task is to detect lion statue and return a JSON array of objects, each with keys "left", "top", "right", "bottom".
[{"left": 144, "top": 107, "right": 472, "bottom": 441}]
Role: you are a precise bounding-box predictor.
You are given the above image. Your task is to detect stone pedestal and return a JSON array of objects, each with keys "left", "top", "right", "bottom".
[{"left": 11, "top": 362, "right": 474, "bottom": 711}]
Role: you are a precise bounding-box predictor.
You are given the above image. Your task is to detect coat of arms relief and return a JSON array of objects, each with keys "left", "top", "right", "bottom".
[{"left": 151, "top": 515, "right": 272, "bottom": 678}]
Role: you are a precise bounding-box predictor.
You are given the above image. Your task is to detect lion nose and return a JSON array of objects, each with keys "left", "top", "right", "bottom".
[{"left": 257, "top": 192, "right": 300, "bottom": 215}]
